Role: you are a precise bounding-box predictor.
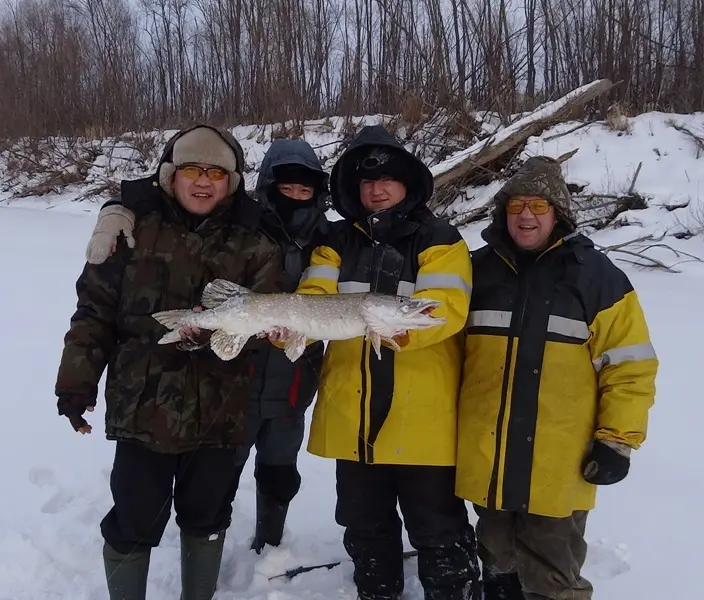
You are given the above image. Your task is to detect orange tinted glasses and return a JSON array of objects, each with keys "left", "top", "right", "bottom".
[
  {"left": 177, "top": 165, "right": 228, "bottom": 181},
  {"left": 506, "top": 198, "right": 551, "bottom": 215}
]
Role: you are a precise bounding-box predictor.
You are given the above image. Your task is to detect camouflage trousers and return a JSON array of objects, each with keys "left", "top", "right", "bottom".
[{"left": 474, "top": 506, "right": 593, "bottom": 600}]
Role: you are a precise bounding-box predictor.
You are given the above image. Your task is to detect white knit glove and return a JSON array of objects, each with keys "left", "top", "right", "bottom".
[{"left": 85, "top": 205, "right": 136, "bottom": 264}]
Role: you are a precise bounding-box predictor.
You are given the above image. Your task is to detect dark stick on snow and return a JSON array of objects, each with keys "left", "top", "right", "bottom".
[{"left": 268, "top": 550, "right": 419, "bottom": 581}]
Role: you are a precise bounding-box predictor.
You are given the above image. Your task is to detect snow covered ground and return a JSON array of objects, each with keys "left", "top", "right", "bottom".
[
  {"left": 1, "top": 203, "right": 703, "bottom": 599},
  {"left": 2, "top": 111, "right": 704, "bottom": 598}
]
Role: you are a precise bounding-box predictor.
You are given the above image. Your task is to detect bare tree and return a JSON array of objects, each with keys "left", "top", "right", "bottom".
[{"left": 0, "top": 0, "right": 704, "bottom": 138}]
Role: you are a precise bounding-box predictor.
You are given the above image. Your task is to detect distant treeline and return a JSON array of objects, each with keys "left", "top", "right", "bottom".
[{"left": 0, "top": 0, "right": 702, "bottom": 138}]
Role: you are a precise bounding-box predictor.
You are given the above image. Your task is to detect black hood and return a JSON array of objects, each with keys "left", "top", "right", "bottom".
[
  {"left": 255, "top": 139, "right": 328, "bottom": 197},
  {"left": 121, "top": 124, "right": 247, "bottom": 204},
  {"left": 330, "top": 125, "right": 434, "bottom": 223},
  {"left": 252, "top": 139, "right": 330, "bottom": 239},
  {"left": 158, "top": 124, "right": 246, "bottom": 183},
  {"left": 481, "top": 218, "right": 589, "bottom": 269},
  {"left": 480, "top": 195, "right": 577, "bottom": 265},
  {"left": 119, "top": 124, "right": 260, "bottom": 230}
]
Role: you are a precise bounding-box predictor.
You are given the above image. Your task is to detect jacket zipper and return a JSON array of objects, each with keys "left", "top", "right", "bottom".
[
  {"left": 486, "top": 241, "right": 565, "bottom": 507},
  {"left": 357, "top": 339, "right": 369, "bottom": 462},
  {"left": 488, "top": 259, "right": 530, "bottom": 510},
  {"left": 357, "top": 218, "right": 384, "bottom": 463}
]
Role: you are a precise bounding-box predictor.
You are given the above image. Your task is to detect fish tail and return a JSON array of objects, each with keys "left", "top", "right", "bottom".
[
  {"left": 157, "top": 330, "right": 184, "bottom": 345},
  {"left": 152, "top": 309, "right": 193, "bottom": 330}
]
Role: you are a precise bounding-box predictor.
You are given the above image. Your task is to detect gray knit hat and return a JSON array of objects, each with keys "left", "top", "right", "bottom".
[{"left": 158, "top": 127, "right": 241, "bottom": 197}]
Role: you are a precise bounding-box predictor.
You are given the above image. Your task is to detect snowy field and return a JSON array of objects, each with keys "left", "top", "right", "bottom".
[
  {"left": 1, "top": 201, "right": 703, "bottom": 599},
  {"left": 2, "top": 110, "right": 704, "bottom": 597}
]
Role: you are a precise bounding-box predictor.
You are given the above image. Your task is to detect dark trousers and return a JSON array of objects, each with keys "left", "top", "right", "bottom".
[
  {"left": 101, "top": 441, "right": 244, "bottom": 555},
  {"left": 475, "top": 506, "right": 593, "bottom": 600},
  {"left": 335, "top": 460, "right": 481, "bottom": 600},
  {"left": 235, "top": 411, "right": 306, "bottom": 504}
]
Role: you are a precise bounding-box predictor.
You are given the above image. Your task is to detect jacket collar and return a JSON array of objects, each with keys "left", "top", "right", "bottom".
[
  {"left": 481, "top": 219, "right": 589, "bottom": 272},
  {"left": 354, "top": 204, "right": 434, "bottom": 244}
]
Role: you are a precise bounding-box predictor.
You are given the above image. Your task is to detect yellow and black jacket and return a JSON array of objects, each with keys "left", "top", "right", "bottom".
[
  {"left": 296, "top": 125, "right": 472, "bottom": 466},
  {"left": 456, "top": 224, "right": 658, "bottom": 517}
]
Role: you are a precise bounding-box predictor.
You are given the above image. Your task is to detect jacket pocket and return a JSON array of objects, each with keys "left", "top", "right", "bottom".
[{"left": 105, "top": 341, "right": 151, "bottom": 436}]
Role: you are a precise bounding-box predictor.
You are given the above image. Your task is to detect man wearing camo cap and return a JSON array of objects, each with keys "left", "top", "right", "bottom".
[{"left": 455, "top": 156, "right": 658, "bottom": 599}]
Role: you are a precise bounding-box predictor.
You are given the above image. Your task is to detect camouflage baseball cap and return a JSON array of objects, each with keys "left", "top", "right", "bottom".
[{"left": 494, "top": 156, "right": 573, "bottom": 219}]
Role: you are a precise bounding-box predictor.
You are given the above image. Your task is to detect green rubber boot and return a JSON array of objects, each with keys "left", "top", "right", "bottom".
[
  {"left": 180, "top": 530, "right": 226, "bottom": 600},
  {"left": 103, "top": 542, "right": 151, "bottom": 600}
]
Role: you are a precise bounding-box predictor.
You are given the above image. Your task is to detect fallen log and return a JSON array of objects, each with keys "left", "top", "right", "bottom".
[{"left": 429, "top": 79, "right": 614, "bottom": 210}]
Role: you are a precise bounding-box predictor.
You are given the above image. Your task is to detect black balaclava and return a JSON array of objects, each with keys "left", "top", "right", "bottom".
[{"left": 269, "top": 164, "right": 322, "bottom": 223}]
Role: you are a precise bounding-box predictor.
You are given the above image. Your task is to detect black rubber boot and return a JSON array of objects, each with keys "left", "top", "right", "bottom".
[
  {"left": 250, "top": 489, "right": 290, "bottom": 554},
  {"left": 482, "top": 567, "right": 524, "bottom": 600},
  {"left": 103, "top": 541, "right": 151, "bottom": 600},
  {"left": 416, "top": 525, "right": 482, "bottom": 600},
  {"left": 180, "top": 530, "right": 226, "bottom": 600}
]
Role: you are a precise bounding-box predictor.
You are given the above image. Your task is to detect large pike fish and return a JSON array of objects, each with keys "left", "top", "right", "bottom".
[{"left": 151, "top": 279, "right": 446, "bottom": 362}]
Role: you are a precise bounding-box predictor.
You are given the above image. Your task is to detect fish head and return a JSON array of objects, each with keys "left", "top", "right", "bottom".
[{"left": 362, "top": 294, "right": 446, "bottom": 335}]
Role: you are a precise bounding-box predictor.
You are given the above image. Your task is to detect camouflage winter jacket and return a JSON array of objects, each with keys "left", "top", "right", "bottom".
[{"left": 55, "top": 127, "right": 282, "bottom": 453}]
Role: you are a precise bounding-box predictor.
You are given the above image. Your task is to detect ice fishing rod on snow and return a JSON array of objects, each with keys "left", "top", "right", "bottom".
[{"left": 269, "top": 549, "right": 419, "bottom": 581}]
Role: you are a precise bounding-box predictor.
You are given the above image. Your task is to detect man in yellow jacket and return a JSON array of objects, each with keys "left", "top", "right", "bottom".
[
  {"left": 456, "top": 156, "right": 658, "bottom": 600},
  {"left": 296, "top": 125, "right": 479, "bottom": 600}
]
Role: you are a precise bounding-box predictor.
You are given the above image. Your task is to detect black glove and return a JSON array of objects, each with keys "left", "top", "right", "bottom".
[
  {"left": 57, "top": 395, "right": 96, "bottom": 432},
  {"left": 582, "top": 440, "right": 630, "bottom": 485}
]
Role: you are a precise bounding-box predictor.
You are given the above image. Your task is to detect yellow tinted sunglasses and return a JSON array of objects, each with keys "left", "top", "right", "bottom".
[
  {"left": 177, "top": 165, "right": 228, "bottom": 181},
  {"left": 506, "top": 198, "right": 551, "bottom": 215}
]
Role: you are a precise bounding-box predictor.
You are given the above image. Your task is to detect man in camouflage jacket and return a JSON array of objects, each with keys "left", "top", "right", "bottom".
[
  {"left": 54, "top": 125, "right": 281, "bottom": 600},
  {"left": 81, "top": 139, "right": 331, "bottom": 556}
]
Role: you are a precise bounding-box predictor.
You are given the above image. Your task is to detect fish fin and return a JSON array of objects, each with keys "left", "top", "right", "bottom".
[
  {"left": 366, "top": 329, "right": 382, "bottom": 359},
  {"left": 283, "top": 331, "right": 308, "bottom": 362},
  {"left": 209, "top": 330, "right": 250, "bottom": 361},
  {"left": 382, "top": 336, "right": 402, "bottom": 352},
  {"left": 360, "top": 306, "right": 397, "bottom": 339},
  {"left": 158, "top": 330, "right": 184, "bottom": 345},
  {"left": 366, "top": 328, "right": 401, "bottom": 357},
  {"left": 201, "top": 279, "right": 251, "bottom": 309},
  {"left": 152, "top": 309, "right": 192, "bottom": 330}
]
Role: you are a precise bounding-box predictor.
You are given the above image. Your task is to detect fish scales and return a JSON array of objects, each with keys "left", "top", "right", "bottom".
[
  {"left": 151, "top": 279, "right": 446, "bottom": 363},
  {"left": 189, "top": 293, "right": 371, "bottom": 340}
]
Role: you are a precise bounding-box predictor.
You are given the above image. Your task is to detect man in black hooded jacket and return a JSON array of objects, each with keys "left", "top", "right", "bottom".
[
  {"left": 242, "top": 139, "right": 330, "bottom": 552},
  {"left": 294, "top": 125, "right": 480, "bottom": 600}
]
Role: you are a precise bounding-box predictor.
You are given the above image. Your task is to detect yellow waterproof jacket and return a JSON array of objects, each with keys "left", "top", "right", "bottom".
[
  {"left": 296, "top": 124, "right": 472, "bottom": 466},
  {"left": 456, "top": 227, "right": 658, "bottom": 517}
]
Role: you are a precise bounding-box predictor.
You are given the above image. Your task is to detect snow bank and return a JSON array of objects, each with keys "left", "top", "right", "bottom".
[{"left": 3, "top": 110, "right": 703, "bottom": 252}]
